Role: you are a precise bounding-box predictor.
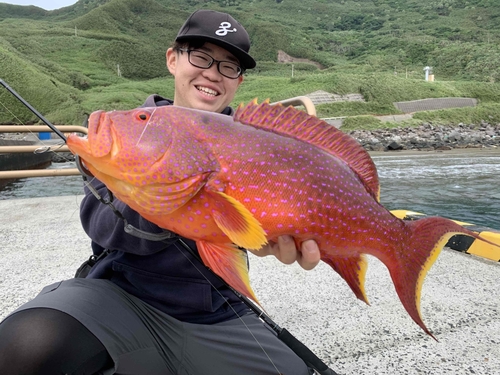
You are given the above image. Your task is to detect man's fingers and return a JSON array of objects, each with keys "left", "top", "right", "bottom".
[
  {"left": 276, "top": 235, "right": 297, "bottom": 265},
  {"left": 254, "top": 237, "right": 321, "bottom": 271},
  {"left": 296, "top": 240, "right": 321, "bottom": 270}
]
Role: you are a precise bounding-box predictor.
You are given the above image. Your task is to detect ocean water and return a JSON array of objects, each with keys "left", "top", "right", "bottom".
[
  {"left": 374, "top": 149, "right": 500, "bottom": 229},
  {"left": 0, "top": 162, "right": 85, "bottom": 200},
  {"left": 1, "top": 149, "right": 499, "bottom": 229}
]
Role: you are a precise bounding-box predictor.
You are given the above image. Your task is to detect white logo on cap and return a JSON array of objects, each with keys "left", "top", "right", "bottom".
[{"left": 215, "top": 22, "right": 237, "bottom": 36}]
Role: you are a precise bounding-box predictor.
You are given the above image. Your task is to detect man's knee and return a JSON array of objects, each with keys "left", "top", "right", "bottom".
[{"left": 0, "top": 308, "right": 112, "bottom": 375}]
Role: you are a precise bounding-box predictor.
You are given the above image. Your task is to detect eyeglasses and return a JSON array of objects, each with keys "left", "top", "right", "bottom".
[{"left": 179, "top": 48, "right": 244, "bottom": 79}]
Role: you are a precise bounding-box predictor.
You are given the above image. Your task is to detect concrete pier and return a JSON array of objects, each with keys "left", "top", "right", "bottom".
[{"left": 1, "top": 195, "right": 499, "bottom": 374}]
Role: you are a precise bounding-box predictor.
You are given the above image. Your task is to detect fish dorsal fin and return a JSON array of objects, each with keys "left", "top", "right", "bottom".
[{"left": 234, "top": 99, "right": 380, "bottom": 200}]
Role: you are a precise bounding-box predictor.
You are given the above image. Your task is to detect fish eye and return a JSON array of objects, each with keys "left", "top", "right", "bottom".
[{"left": 137, "top": 112, "right": 149, "bottom": 121}]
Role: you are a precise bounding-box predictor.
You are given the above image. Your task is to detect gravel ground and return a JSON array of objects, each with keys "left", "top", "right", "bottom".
[{"left": 1, "top": 195, "right": 499, "bottom": 374}]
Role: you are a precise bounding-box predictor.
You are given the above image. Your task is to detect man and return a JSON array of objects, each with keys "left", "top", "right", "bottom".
[{"left": 0, "top": 10, "right": 321, "bottom": 375}]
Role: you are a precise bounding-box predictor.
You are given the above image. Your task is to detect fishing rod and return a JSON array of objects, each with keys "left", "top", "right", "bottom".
[{"left": 0, "top": 79, "right": 67, "bottom": 141}]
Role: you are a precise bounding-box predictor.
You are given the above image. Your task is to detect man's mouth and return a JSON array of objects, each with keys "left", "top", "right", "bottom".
[{"left": 196, "top": 86, "right": 219, "bottom": 97}]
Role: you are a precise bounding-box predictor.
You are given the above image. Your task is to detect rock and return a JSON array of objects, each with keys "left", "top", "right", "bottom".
[
  {"left": 435, "top": 145, "right": 453, "bottom": 151},
  {"left": 346, "top": 122, "right": 500, "bottom": 151},
  {"left": 386, "top": 141, "right": 403, "bottom": 151},
  {"left": 370, "top": 144, "right": 385, "bottom": 151}
]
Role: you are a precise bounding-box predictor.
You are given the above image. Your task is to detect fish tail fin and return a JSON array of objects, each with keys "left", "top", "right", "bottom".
[
  {"left": 389, "top": 217, "right": 496, "bottom": 340},
  {"left": 322, "top": 255, "right": 370, "bottom": 305}
]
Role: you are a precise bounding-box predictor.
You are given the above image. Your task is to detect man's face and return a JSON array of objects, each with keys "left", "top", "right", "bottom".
[{"left": 167, "top": 42, "right": 244, "bottom": 113}]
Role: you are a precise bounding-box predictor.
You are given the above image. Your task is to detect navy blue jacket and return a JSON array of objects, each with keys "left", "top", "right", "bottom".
[{"left": 80, "top": 94, "right": 248, "bottom": 324}]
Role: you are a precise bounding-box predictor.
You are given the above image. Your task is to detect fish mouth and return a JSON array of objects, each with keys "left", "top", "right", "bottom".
[{"left": 196, "top": 85, "right": 219, "bottom": 97}]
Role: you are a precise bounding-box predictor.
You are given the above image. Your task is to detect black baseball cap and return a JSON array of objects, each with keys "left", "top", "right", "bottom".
[{"left": 176, "top": 10, "right": 256, "bottom": 70}]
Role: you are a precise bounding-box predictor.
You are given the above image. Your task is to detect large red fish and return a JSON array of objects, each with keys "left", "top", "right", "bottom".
[{"left": 67, "top": 100, "right": 497, "bottom": 339}]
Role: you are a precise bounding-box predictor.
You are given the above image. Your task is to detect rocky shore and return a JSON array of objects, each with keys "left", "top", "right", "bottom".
[{"left": 347, "top": 122, "right": 500, "bottom": 152}]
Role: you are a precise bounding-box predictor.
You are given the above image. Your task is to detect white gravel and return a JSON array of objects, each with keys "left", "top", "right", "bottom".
[{"left": 1, "top": 195, "right": 499, "bottom": 374}]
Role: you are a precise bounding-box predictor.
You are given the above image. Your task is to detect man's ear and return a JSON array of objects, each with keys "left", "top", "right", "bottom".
[{"left": 166, "top": 48, "right": 177, "bottom": 76}]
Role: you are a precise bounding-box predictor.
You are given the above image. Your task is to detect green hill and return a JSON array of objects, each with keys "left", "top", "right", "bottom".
[{"left": 1, "top": 0, "right": 500, "bottom": 126}]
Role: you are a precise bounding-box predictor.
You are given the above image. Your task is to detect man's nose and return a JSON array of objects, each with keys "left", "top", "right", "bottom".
[{"left": 202, "top": 63, "right": 223, "bottom": 80}]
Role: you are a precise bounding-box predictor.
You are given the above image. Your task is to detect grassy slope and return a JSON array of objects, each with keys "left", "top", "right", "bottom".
[{"left": 0, "top": 0, "right": 499, "bottom": 128}]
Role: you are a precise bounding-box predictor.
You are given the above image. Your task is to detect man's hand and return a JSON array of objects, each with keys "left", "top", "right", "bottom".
[{"left": 248, "top": 236, "right": 321, "bottom": 270}]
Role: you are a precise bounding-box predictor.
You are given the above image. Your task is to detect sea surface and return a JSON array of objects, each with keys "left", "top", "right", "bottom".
[
  {"left": 373, "top": 149, "right": 500, "bottom": 229},
  {"left": 1, "top": 149, "right": 499, "bottom": 229}
]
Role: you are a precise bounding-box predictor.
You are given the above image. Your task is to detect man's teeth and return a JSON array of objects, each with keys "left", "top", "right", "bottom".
[{"left": 197, "top": 86, "right": 218, "bottom": 96}]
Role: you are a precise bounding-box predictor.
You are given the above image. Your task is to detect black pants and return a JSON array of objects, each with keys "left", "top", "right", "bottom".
[
  {"left": 2, "top": 279, "right": 311, "bottom": 375},
  {"left": 0, "top": 308, "right": 113, "bottom": 375}
]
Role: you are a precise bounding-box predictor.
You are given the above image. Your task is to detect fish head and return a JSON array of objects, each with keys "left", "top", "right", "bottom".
[
  {"left": 68, "top": 107, "right": 176, "bottom": 180},
  {"left": 67, "top": 106, "right": 219, "bottom": 215}
]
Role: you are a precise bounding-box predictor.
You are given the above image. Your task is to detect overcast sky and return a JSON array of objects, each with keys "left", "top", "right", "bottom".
[{"left": 1, "top": 0, "right": 78, "bottom": 10}]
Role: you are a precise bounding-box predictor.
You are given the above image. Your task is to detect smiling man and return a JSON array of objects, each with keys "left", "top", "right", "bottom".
[
  {"left": 165, "top": 10, "right": 255, "bottom": 113},
  {"left": 0, "top": 10, "right": 321, "bottom": 375},
  {"left": 143, "top": 10, "right": 254, "bottom": 115}
]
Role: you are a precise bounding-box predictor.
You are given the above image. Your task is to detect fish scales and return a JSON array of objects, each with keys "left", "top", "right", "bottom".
[{"left": 67, "top": 99, "right": 500, "bottom": 339}]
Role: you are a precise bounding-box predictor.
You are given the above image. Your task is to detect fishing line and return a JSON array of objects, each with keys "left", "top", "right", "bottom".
[
  {"left": 0, "top": 79, "right": 67, "bottom": 141},
  {"left": 172, "top": 239, "right": 338, "bottom": 375},
  {"left": 127, "top": 108, "right": 281, "bottom": 372},
  {"left": 172, "top": 240, "right": 284, "bottom": 375},
  {"left": 0, "top": 99, "right": 44, "bottom": 148},
  {"left": 0, "top": 100, "right": 27, "bottom": 128},
  {"left": 135, "top": 107, "right": 157, "bottom": 147},
  {"left": 33, "top": 143, "right": 66, "bottom": 154},
  {"left": 0, "top": 81, "right": 75, "bottom": 164}
]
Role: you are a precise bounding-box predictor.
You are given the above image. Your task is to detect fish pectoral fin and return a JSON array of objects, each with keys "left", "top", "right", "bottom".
[
  {"left": 133, "top": 173, "right": 210, "bottom": 215},
  {"left": 204, "top": 189, "right": 267, "bottom": 250},
  {"left": 322, "top": 254, "right": 369, "bottom": 305},
  {"left": 197, "top": 241, "right": 260, "bottom": 305}
]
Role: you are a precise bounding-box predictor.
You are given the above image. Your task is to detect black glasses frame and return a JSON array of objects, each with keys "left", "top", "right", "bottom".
[{"left": 178, "top": 48, "right": 244, "bottom": 79}]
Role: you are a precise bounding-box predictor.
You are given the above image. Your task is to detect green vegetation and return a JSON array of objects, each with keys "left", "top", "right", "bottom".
[{"left": 0, "top": 0, "right": 500, "bottom": 130}]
